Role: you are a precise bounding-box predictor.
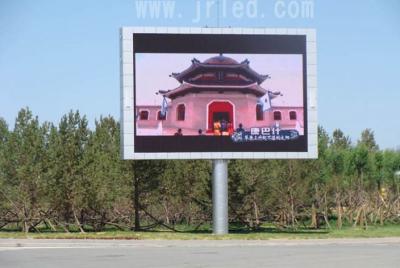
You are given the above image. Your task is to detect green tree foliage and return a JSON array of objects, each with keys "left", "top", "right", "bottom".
[
  {"left": 359, "top": 128, "right": 379, "bottom": 151},
  {"left": 318, "top": 126, "right": 330, "bottom": 157},
  {"left": 229, "top": 160, "right": 269, "bottom": 228},
  {"left": 0, "top": 108, "right": 400, "bottom": 232},
  {"left": 156, "top": 160, "right": 211, "bottom": 226},
  {"left": 331, "top": 129, "right": 351, "bottom": 150},
  {"left": 45, "top": 110, "right": 90, "bottom": 231},
  {"left": 0, "top": 118, "right": 10, "bottom": 228},
  {"left": 0, "top": 108, "right": 48, "bottom": 232},
  {"left": 80, "top": 116, "right": 132, "bottom": 231}
]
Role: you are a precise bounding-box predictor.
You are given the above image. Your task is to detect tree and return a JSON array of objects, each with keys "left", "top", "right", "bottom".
[
  {"left": 381, "top": 150, "right": 400, "bottom": 196},
  {"left": 228, "top": 160, "right": 270, "bottom": 229},
  {"left": 157, "top": 160, "right": 211, "bottom": 227},
  {"left": 318, "top": 126, "right": 330, "bottom": 157},
  {"left": 331, "top": 129, "right": 351, "bottom": 150},
  {"left": 0, "top": 118, "right": 9, "bottom": 228},
  {"left": 46, "top": 110, "right": 90, "bottom": 232},
  {"left": 325, "top": 147, "right": 348, "bottom": 228},
  {"left": 80, "top": 116, "right": 132, "bottom": 231},
  {"left": 359, "top": 129, "right": 379, "bottom": 151},
  {"left": 0, "top": 108, "right": 48, "bottom": 232},
  {"left": 2, "top": 107, "right": 400, "bottom": 232},
  {"left": 345, "top": 144, "right": 374, "bottom": 228},
  {"left": 0, "top": 117, "right": 8, "bottom": 144},
  {"left": 132, "top": 160, "right": 165, "bottom": 231}
]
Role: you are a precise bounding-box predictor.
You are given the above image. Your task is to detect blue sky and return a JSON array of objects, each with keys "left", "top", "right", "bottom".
[{"left": 0, "top": 0, "right": 399, "bottom": 149}]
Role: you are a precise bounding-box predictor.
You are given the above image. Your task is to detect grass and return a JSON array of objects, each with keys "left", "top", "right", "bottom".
[{"left": 1, "top": 224, "right": 400, "bottom": 240}]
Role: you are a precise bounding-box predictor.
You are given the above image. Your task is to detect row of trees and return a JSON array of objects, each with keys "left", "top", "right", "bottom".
[{"left": 0, "top": 108, "right": 399, "bottom": 233}]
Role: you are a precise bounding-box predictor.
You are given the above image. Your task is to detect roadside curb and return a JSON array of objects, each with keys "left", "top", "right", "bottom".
[{"left": 1, "top": 238, "right": 400, "bottom": 249}]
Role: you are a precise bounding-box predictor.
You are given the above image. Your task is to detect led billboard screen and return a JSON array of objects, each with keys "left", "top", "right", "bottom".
[{"left": 120, "top": 28, "right": 317, "bottom": 159}]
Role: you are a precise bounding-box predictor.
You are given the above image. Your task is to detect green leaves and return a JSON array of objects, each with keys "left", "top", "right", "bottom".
[{"left": 1, "top": 109, "right": 400, "bottom": 232}]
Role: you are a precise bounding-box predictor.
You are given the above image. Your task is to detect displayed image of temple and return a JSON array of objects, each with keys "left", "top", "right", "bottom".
[{"left": 136, "top": 54, "right": 304, "bottom": 136}]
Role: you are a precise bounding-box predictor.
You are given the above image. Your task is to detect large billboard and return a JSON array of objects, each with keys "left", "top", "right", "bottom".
[{"left": 120, "top": 27, "right": 317, "bottom": 160}]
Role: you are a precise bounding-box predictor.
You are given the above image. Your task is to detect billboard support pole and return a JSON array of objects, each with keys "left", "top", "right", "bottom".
[{"left": 212, "top": 159, "right": 228, "bottom": 235}]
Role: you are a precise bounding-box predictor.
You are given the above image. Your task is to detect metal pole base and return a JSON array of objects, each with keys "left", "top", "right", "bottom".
[{"left": 212, "top": 159, "right": 228, "bottom": 235}]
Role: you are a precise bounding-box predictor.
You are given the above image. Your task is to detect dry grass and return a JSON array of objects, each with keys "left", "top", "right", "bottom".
[{"left": 1, "top": 224, "right": 400, "bottom": 240}]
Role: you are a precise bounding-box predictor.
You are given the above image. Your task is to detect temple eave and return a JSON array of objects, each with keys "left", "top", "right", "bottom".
[{"left": 165, "top": 83, "right": 267, "bottom": 99}]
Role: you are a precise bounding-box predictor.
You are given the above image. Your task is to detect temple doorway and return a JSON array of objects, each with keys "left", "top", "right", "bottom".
[
  {"left": 207, "top": 101, "right": 234, "bottom": 132},
  {"left": 213, "top": 112, "right": 230, "bottom": 123}
]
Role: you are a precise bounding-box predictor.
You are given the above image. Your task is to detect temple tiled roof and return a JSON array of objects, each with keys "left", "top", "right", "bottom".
[
  {"left": 171, "top": 55, "right": 270, "bottom": 84},
  {"left": 203, "top": 55, "right": 239, "bottom": 65}
]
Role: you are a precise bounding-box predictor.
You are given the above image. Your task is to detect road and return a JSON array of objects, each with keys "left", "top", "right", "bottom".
[{"left": 1, "top": 238, "right": 400, "bottom": 268}]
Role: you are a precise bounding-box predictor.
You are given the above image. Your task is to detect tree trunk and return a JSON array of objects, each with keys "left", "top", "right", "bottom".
[
  {"left": 163, "top": 201, "right": 170, "bottom": 225},
  {"left": 23, "top": 207, "right": 29, "bottom": 234},
  {"left": 73, "top": 208, "right": 85, "bottom": 233},
  {"left": 335, "top": 185, "right": 343, "bottom": 229},
  {"left": 45, "top": 219, "right": 57, "bottom": 232},
  {"left": 353, "top": 208, "right": 362, "bottom": 227},
  {"left": 336, "top": 201, "right": 343, "bottom": 229},
  {"left": 54, "top": 219, "right": 70, "bottom": 233},
  {"left": 23, "top": 220, "right": 29, "bottom": 234},
  {"left": 253, "top": 200, "right": 260, "bottom": 227},
  {"left": 134, "top": 175, "right": 140, "bottom": 231},
  {"left": 310, "top": 203, "right": 318, "bottom": 229},
  {"left": 379, "top": 208, "right": 384, "bottom": 226},
  {"left": 290, "top": 191, "right": 296, "bottom": 228},
  {"left": 323, "top": 192, "right": 331, "bottom": 229},
  {"left": 360, "top": 207, "right": 367, "bottom": 230}
]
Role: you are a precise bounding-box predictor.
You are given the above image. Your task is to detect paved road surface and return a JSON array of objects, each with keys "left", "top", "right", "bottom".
[{"left": 1, "top": 238, "right": 400, "bottom": 268}]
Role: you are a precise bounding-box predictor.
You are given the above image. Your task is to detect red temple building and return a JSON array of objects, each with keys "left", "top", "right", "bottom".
[{"left": 136, "top": 55, "right": 304, "bottom": 136}]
